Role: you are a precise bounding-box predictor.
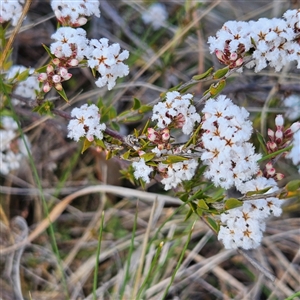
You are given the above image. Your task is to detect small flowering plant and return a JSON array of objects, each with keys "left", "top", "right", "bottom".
[{"left": 1, "top": 1, "right": 300, "bottom": 288}]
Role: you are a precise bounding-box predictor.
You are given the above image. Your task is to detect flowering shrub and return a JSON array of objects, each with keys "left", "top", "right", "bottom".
[{"left": 1, "top": 2, "right": 300, "bottom": 295}]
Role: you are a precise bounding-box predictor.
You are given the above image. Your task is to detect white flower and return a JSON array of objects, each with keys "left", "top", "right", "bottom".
[
  {"left": 283, "top": 94, "right": 300, "bottom": 121},
  {"left": 142, "top": 3, "right": 168, "bottom": 31},
  {"left": 200, "top": 95, "right": 261, "bottom": 190},
  {"left": 286, "top": 129, "right": 300, "bottom": 173},
  {"left": 86, "top": 38, "right": 130, "bottom": 90},
  {"left": 0, "top": 0, "right": 25, "bottom": 26},
  {"left": 208, "top": 10, "right": 300, "bottom": 72},
  {"left": 0, "top": 116, "right": 29, "bottom": 175},
  {"left": 159, "top": 159, "right": 198, "bottom": 190},
  {"left": 6, "top": 65, "right": 40, "bottom": 105},
  {"left": 50, "top": 27, "right": 88, "bottom": 61},
  {"left": 132, "top": 158, "right": 153, "bottom": 183},
  {"left": 67, "top": 104, "right": 106, "bottom": 142},
  {"left": 152, "top": 91, "right": 200, "bottom": 135},
  {"left": 51, "top": 0, "right": 100, "bottom": 26}
]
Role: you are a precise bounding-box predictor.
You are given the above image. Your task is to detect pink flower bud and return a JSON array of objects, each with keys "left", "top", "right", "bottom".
[
  {"left": 275, "top": 114, "right": 284, "bottom": 128},
  {"left": 68, "top": 58, "right": 79, "bottom": 67},
  {"left": 162, "top": 128, "right": 170, "bottom": 141},
  {"left": 47, "top": 64, "right": 54, "bottom": 74},
  {"left": 275, "top": 173, "right": 284, "bottom": 181},
  {"left": 267, "top": 128, "right": 275, "bottom": 140},
  {"left": 38, "top": 73, "right": 47, "bottom": 82},
  {"left": 290, "top": 121, "right": 300, "bottom": 133},
  {"left": 76, "top": 17, "right": 88, "bottom": 26},
  {"left": 62, "top": 73, "right": 72, "bottom": 81},
  {"left": 215, "top": 50, "right": 225, "bottom": 62},
  {"left": 55, "top": 83, "right": 63, "bottom": 91},
  {"left": 267, "top": 141, "right": 277, "bottom": 152},
  {"left": 52, "top": 58, "right": 61, "bottom": 65},
  {"left": 59, "top": 67, "right": 68, "bottom": 77},
  {"left": 266, "top": 167, "right": 275, "bottom": 176},
  {"left": 147, "top": 128, "right": 156, "bottom": 142},
  {"left": 235, "top": 58, "right": 243, "bottom": 67},
  {"left": 275, "top": 130, "right": 283, "bottom": 144},
  {"left": 87, "top": 135, "right": 94, "bottom": 142},
  {"left": 43, "top": 82, "right": 51, "bottom": 93},
  {"left": 230, "top": 52, "right": 238, "bottom": 60},
  {"left": 52, "top": 74, "right": 61, "bottom": 83},
  {"left": 265, "top": 162, "right": 273, "bottom": 170},
  {"left": 54, "top": 49, "right": 63, "bottom": 58}
]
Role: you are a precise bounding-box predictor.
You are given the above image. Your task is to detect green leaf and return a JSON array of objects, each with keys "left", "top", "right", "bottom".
[
  {"left": 56, "top": 88, "right": 69, "bottom": 102},
  {"left": 138, "top": 105, "right": 152, "bottom": 113},
  {"left": 108, "top": 106, "right": 117, "bottom": 119},
  {"left": 245, "top": 187, "right": 271, "bottom": 196},
  {"left": 110, "top": 121, "right": 120, "bottom": 131},
  {"left": 81, "top": 138, "right": 93, "bottom": 154},
  {"left": 179, "top": 193, "right": 189, "bottom": 203},
  {"left": 132, "top": 97, "right": 141, "bottom": 110},
  {"left": 162, "top": 155, "right": 189, "bottom": 164},
  {"left": 192, "top": 67, "right": 214, "bottom": 80},
  {"left": 285, "top": 180, "right": 300, "bottom": 192},
  {"left": 124, "top": 115, "right": 144, "bottom": 122},
  {"left": 213, "top": 67, "right": 229, "bottom": 79},
  {"left": 205, "top": 216, "right": 219, "bottom": 233},
  {"left": 209, "top": 79, "right": 226, "bottom": 96},
  {"left": 17, "top": 69, "right": 30, "bottom": 81},
  {"left": 256, "top": 130, "right": 268, "bottom": 155},
  {"left": 42, "top": 44, "right": 55, "bottom": 59},
  {"left": 118, "top": 110, "right": 131, "bottom": 118},
  {"left": 184, "top": 208, "right": 194, "bottom": 221},
  {"left": 141, "top": 152, "right": 156, "bottom": 162},
  {"left": 197, "top": 199, "right": 209, "bottom": 210},
  {"left": 224, "top": 198, "right": 243, "bottom": 210},
  {"left": 122, "top": 150, "right": 131, "bottom": 160},
  {"left": 206, "top": 195, "right": 224, "bottom": 203},
  {"left": 141, "top": 118, "right": 151, "bottom": 135},
  {"left": 196, "top": 207, "right": 203, "bottom": 216},
  {"left": 94, "top": 138, "right": 106, "bottom": 149}
]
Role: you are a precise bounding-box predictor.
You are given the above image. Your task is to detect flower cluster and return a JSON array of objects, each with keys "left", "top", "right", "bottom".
[
  {"left": 0, "top": 0, "right": 24, "bottom": 26},
  {"left": 86, "top": 38, "right": 130, "bottom": 90},
  {"left": 50, "top": 27, "right": 88, "bottom": 63},
  {"left": 132, "top": 155, "right": 198, "bottom": 190},
  {"left": 208, "top": 9, "right": 300, "bottom": 72},
  {"left": 132, "top": 158, "right": 154, "bottom": 184},
  {"left": 199, "top": 95, "right": 261, "bottom": 190},
  {"left": 67, "top": 104, "right": 106, "bottom": 142},
  {"left": 6, "top": 65, "right": 40, "bottom": 105},
  {"left": 0, "top": 116, "right": 29, "bottom": 175},
  {"left": 158, "top": 159, "right": 198, "bottom": 190},
  {"left": 40, "top": 14, "right": 129, "bottom": 92},
  {"left": 51, "top": 0, "right": 100, "bottom": 27},
  {"left": 152, "top": 91, "right": 200, "bottom": 135},
  {"left": 142, "top": 3, "right": 168, "bottom": 31},
  {"left": 218, "top": 177, "right": 282, "bottom": 250}
]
